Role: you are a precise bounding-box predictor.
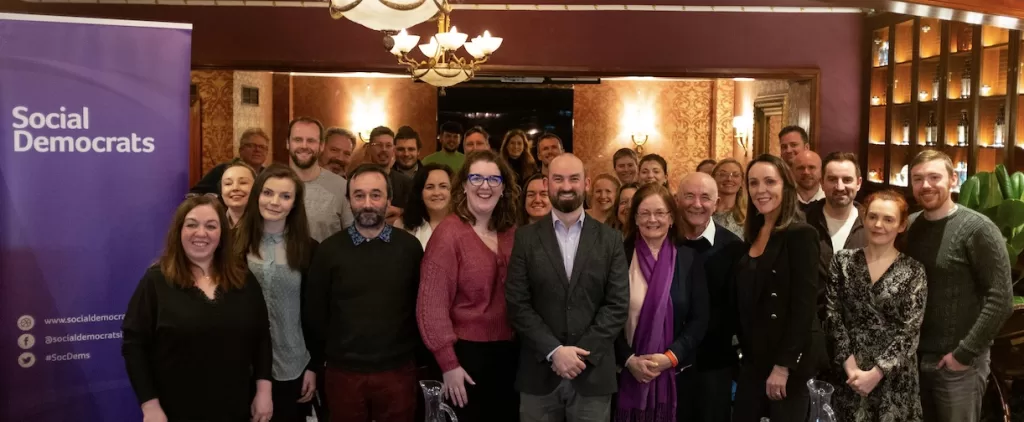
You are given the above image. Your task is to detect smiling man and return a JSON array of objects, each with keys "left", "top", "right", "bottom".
[
  {"left": 779, "top": 126, "right": 810, "bottom": 166},
  {"left": 287, "top": 117, "right": 353, "bottom": 241},
  {"left": 535, "top": 133, "right": 565, "bottom": 176},
  {"left": 423, "top": 121, "right": 465, "bottom": 170},
  {"left": 463, "top": 126, "right": 491, "bottom": 154},
  {"left": 792, "top": 150, "right": 825, "bottom": 211},
  {"left": 366, "top": 126, "right": 413, "bottom": 224},
  {"left": 320, "top": 127, "right": 355, "bottom": 178},
  {"left": 392, "top": 126, "right": 422, "bottom": 179}
]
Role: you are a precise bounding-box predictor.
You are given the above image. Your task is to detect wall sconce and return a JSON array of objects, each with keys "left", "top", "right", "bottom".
[
  {"left": 922, "top": 24, "right": 931, "bottom": 33},
  {"left": 350, "top": 95, "right": 386, "bottom": 145},
  {"left": 357, "top": 130, "right": 373, "bottom": 143},
  {"left": 732, "top": 114, "right": 754, "bottom": 157},
  {"left": 623, "top": 101, "right": 656, "bottom": 155},
  {"left": 631, "top": 132, "right": 649, "bottom": 154}
]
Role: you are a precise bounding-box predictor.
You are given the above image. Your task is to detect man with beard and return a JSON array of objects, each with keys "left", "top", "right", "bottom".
[
  {"left": 802, "top": 152, "right": 866, "bottom": 325},
  {"left": 779, "top": 125, "right": 810, "bottom": 167},
  {"left": 287, "top": 117, "right": 354, "bottom": 242},
  {"left": 906, "top": 150, "right": 1012, "bottom": 422},
  {"left": 675, "top": 172, "right": 745, "bottom": 422},
  {"left": 506, "top": 153, "right": 629, "bottom": 422},
  {"left": 189, "top": 127, "right": 269, "bottom": 195},
  {"left": 535, "top": 133, "right": 565, "bottom": 176},
  {"left": 423, "top": 121, "right": 465, "bottom": 170},
  {"left": 392, "top": 126, "right": 422, "bottom": 179},
  {"left": 304, "top": 164, "right": 424, "bottom": 422},
  {"left": 320, "top": 127, "right": 355, "bottom": 177},
  {"left": 792, "top": 150, "right": 825, "bottom": 211},
  {"left": 366, "top": 126, "right": 413, "bottom": 225}
]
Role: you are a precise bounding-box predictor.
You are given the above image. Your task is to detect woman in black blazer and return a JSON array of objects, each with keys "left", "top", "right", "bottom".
[
  {"left": 612, "top": 183, "right": 709, "bottom": 421},
  {"left": 733, "top": 154, "right": 825, "bottom": 422}
]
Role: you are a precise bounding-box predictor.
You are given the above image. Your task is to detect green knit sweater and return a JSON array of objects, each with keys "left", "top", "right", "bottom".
[{"left": 906, "top": 206, "right": 1014, "bottom": 364}]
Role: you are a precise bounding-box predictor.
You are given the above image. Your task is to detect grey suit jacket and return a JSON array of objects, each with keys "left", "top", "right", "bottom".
[{"left": 505, "top": 213, "right": 630, "bottom": 397}]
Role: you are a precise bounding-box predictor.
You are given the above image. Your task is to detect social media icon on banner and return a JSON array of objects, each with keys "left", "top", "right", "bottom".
[
  {"left": 18, "top": 352, "right": 36, "bottom": 368},
  {"left": 17, "top": 315, "right": 35, "bottom": 331},
  {"left": 18, "top": 334, "right": 35, "bottom": 350}
]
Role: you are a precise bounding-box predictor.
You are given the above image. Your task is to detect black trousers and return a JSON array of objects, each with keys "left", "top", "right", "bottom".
[
  {"left": 677, "top": 365, "right": 736, "bottom": 422},
  {"left": 271, "top": 374, "right": 312, "bottom": 422},
  {"left": 451, "top": 339, "right": 519, "bottom": 422},
  {"left": 733, "top": 364, "right": 810, "bottom": 422}
]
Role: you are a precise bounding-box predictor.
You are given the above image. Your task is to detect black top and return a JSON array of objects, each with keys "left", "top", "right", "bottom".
[
  {"left": 389, "top": 171, "right": 413, "bottom": 209},
  {"left": 303, "top": 225, "right": 424, "bottom": 372},
  {"left": 121, "top": 267, "right": 271, "bottom": 421},
  {"left": 803, "top": 198, "right": 867, "bottom": 325},
  {"left": 736, "top": 254, "right": 758, "bottom": 344},
  {"left": 681, "top": 224, "right": 746, "bottom": 370}
]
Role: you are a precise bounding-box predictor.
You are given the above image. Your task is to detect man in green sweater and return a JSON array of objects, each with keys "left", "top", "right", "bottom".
[
  {"left": 423, "top": 121, "right": 465, "bottom": 171},
  {"left": 906, "top": 150, "right": 1013, "bottom": 422}
]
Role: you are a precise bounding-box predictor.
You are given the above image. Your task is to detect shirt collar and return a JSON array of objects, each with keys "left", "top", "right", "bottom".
[
  {"left": 348, "top": 224, "right": 393, "bottom": 246},
  {"left": 798, "top": 186, "right": 826, "bottom": 204},
  {"left": 262, "top": 231, "right": 285, "bottom": 245},
  {"left": 697, "top": 220, "right": 716, "bottom": 246},
  {"left": 551, "top": 209, "right": 585, "bottom": 230}
]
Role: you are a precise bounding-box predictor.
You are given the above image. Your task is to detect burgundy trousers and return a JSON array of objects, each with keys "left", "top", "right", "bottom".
[{"left": 324, "top": 362, "right": 417, "bottom": 422}]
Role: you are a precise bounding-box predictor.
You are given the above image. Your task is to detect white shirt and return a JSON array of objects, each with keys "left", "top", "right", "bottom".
[
  {"left": 824, "top": 207, "right": 859, "bottom": 252},
  {"left": 798, "top": 186, "right": 826, "bottom": 204},
  {"left": 552, "top": 210, "right": 586, "bottom": 280},
  {"left": 692, "top": 220, "right": 717, "bottom": 246}
]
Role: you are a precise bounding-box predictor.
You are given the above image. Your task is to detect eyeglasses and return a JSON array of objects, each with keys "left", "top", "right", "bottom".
[
  {"left": 185, "top": 192, "right": 219, "bottom": 199},
  {"left": 243, "top": 143, "right": 268, "bottom": 151},
  {"left": 467, "top": 174, "right": 504, "bottom": 187},
  {"left": 715, "top": 171, "right": 742, "bottom": 179},
  {"left": 635, "top": 210, "right": 670, "bottom": 221}
]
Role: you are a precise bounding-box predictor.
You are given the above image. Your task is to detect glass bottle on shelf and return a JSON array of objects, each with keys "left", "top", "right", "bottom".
[
  {"left": 925, "top": 111, "right": 938, "bottom": 146},
  {"left": 902, "top": 118, "right": 910, "bottom": 145},
  {"left": 957, "top": 110, "right": 969, "bottom": 147},
  {"left": 932, "top": 65, "right": 941, "bottom": 101},
  {"left": 958, "top": 25, "right": 973, "bottom": 52},
  {"left": 994, "top": 104, "right": 1006, "bottom": 147},
  {"left": 961, "top": 59, "right": 972, "bottom": 99},
  {"left": 879, "top": 40, "right": 890, "bottom": 66}
]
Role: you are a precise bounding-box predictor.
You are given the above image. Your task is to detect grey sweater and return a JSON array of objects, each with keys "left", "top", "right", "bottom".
[{"left": 906, "top": 206, "right": 1014, "bottom": 364}]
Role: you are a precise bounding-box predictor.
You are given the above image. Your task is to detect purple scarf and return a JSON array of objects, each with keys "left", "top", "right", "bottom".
[{"left": 616, "top": 235, "right": 677, "bottom": 422}]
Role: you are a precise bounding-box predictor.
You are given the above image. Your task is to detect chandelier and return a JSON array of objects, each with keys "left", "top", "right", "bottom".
[
  {"left": 387, "top": 13, "right": 502, "bottom": 89},
  {"left": 328, "top": 0, "right": 449, "bottom": 32}
]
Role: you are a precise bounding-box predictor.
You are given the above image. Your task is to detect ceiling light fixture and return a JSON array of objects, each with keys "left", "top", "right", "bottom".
[
  {"left": 328, "top": 0, "right": 449, "bottom": 32},
  {"left": 388, "top": 13, "right": 502, "bottom": 91}
]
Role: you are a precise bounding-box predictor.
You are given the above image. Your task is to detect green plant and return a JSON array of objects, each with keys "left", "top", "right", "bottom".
[{"left": 959, "top": 165, "right": 1024, "bottom": 292}]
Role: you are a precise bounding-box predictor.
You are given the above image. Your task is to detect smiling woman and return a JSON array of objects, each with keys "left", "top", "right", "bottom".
[{"left": 588, "top": 174, "right": 621, "bottom": 225}]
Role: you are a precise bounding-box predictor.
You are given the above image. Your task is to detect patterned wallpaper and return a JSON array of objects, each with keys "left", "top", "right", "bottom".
[
  {"left": 714, "top": 80, "right": 736, "bottom": 161},
  {"left": 191, "top": 70, "right": 235, "bottom": 173},
  {"left": 574, "top": 79, "right": 714, "bottom": 189},
  {"left": 233, "top": 71, "right": 274, "bottom": 164},
  {"left": 289, "top": 76, "right": 438, "bottom": 168}
]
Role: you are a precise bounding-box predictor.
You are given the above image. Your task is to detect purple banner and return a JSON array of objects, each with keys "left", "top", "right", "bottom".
[{"left": 0, "top": 14, "right": 192, "bottom": 421}]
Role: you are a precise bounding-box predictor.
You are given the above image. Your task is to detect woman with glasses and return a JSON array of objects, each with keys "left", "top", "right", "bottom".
[
  {"left": 711, "top": 159, "right": 746, "bottom": 238},
  {"left": 609, "top": 183, "right": 640, "bottom": 235},
  {"left": 221, "top": 158, "right": 257, "bottom": 227},
  {"left": 613, "top": 182, "right": 709, "bottom": 421},
  {"left": 234, "top": 164, "right": 320, "bottom": 422},
  {"left": 588, "top": 173, "right": 621, "bottom": 225},
  {"left": 395, "top": 163, "right": 454, "bottom": 250},
  {"left": 520, "top": 173, "right": 551, "bottom": 225},
  {"left": 417, "top": 150, "right": 521, "bottom": 422},
  {"left": 733, "top": 154, "right": 825, "bottom": 422}
]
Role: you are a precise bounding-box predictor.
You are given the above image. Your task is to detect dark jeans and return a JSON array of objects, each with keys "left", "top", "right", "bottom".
[
  {"left": 677, "top": 366, "right": 735, "bottom": 422},
  {"left": 271, "top": 375, "right": 312, "bottom": 422},
  {"left": 520, "top": 379, "right": 612, "bottom": 422},
  {"left": 920, "top": 351, "right": 990, "bottom": 422},
  {"left": 325, "top": 362, "right": 418, "bottom": 422},
  {"left": 733, "top": 365, "right": 810, "bottom": 422},
  {"left": 452, "top": 340, "right": 519, "bottom": 422}
]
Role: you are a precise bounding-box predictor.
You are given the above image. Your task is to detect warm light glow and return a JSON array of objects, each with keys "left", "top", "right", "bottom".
[
  {"left": 919, "top": 91, "right": 929, "bottom": 101},
  {"left": 733, "top": 77, "right": 755, "bottom": 82},
  {"left": 435, "top": 26, "right": 467, "bottom": 50},
  {"left": 390, "top": 29, "right": 420, "bottom": 55},
  {"left": 981, "top": 85, "right": 992, "bottom": 96},
  {"left": 418, "top": 37, "right": 440, "bottom": 58},
  {"left": 732, "top": 115, "right": 753, "bottom": 138},
  {"left": 871, "top": 96, "right": 882, "bottom": 106},
  {"left": 622, "top": 100, "right": 656, "bottom": 149},
  {"left": 472, "top": 31, "right": 503, "bottom": 54},
  {"left": 350, "top": 95, "right": 386, "bottom": 143},
  {"left": 330, "top": 0, "right": 446, "bottom": 32}
]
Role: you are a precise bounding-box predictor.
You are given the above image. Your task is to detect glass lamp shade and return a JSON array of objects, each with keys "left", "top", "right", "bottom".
[
  {"left": 390, "top": 30, "right": 421, "bottom": 54},
  {"left": 418, "top": 38, "right": 441, "bottom": 58},
  {"left": 463, "top": 41, "right": 485, "bottom": 59},
  {"left": 330, "top": 0, "right": 446, "bottom": 32},
  {"left": 414, "top": 62, "right": 471, "bottom": 87},
  {"left": 472, "top": 31, "right": 503, "bottom": 54},
  {"left": 435, "top": 27, "right": 467, "bottom": 51}
]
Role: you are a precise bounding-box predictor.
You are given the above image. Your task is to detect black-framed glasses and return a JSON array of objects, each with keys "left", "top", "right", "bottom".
[{"left": 467, "top": 174, "right": 503, "bottom": 187}]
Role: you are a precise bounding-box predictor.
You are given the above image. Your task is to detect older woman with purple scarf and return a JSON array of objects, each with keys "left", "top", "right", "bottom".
[{"left": 613, "top": 183, "right": 709, "bottom": 421}]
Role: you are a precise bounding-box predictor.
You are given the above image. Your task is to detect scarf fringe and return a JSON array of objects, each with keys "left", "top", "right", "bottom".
[{"left": 614, "top": 403, "right": 675, "bottom": 422}]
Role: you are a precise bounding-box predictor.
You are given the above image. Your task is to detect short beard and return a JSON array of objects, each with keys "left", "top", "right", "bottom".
[
  {"left": 827, "top": 193, "right": 853, "bottom": 208},
  {"left": 395, "top": 159, "right": 417, "bottom": 171},
  {"left": 443, "top": 143, "right": 458, "bottom": 153},
  {"left": 290, "top": 150, "right": 317, "bottom": 169},
  {"left": 355, "top": 206, "right": 386, "bottom": 228},
  {"left": 550, "top": 190, "right": 585, "bottom": 213}
]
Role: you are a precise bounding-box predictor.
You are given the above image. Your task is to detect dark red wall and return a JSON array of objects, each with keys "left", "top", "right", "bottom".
[{"left": 1, "top": 3, "right": 865, "bottom": 154}]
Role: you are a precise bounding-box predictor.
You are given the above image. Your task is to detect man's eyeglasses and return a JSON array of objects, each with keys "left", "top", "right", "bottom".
[
  {"left": 243, "top": 143, "right": 268, "bottom": 151},
  {"left": 467, "top": 174, "right": 503, "bottom": 187}
]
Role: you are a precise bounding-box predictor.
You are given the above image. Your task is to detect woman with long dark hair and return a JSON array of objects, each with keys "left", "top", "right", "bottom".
[
  {"left": 614, "top": 183, "right": 709, "bottom": 421},
  {"left": 609, "top": 183, "right": 640, "bottom": 235},
  {"left": 733, "top": 154, "right": 825, "bottom": 422},
  {"left": 234, "top": 163, "right": 319, "bottom": 422},
  {"left": 499, "top": 129, "right": 536, "bottom": 184},
  {"left": 395, "top": 163, "right": 454, "bottom": 249},
  {"left": 122, "top": 196, "right": 273, "bottom": 422}
]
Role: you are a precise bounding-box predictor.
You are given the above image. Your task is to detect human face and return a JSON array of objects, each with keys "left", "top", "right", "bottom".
[
  {"left": 320, "top": 134, "right": 353, "bottom": 176},
  {"left": 537, "top": 137, "right": 562, "bottom": 166},
  {"left": 823, "top": 160, "right": 861, "bottom": 208},
  {"left": 614, "top": 157, "right": 638, "bottom": 184},
  {"left": 617, "top": 187, "right": 638, "bottom": 226},
  {"left": 422, "top": 169, "right": 451, "bottom": 214},
  {"left": 780, "top": 131, "right": 808, "bottom": 164},
  {"left": 288, "top": 122, "right": 322, "bottom": 169},
  {"left": 369, "top": 134, "right": 395, "bottom": 166},
  {"left": 792, "top": 152, "right": 822, "bottom": 191},
  {"left": 349, "top": 172, "right": 390, "bottom": 228},
  {"left": 911, "top": 159, "right": 955, "bottom": 212},
  {"left": 714, "top": 163, "right": 743, "bottom": 196},
  {"left": 180, "top": 204, "right": 220, "bottom": 264},
  {"left": 524, "top": 178, "right": 551, "bottom": 222},
  {"left": 258, "top": 177, "right": 296, "bottom": 223},
  {"left": 464, "top": 133, "right": 490, "bottom": 153},
  {"left": 547, "top": 156, "right": 588, "bottom": 213},
  {"left": 863, "top": 199, "right": 906, "bottom": 247},
  {"left": 395, "top": 137, "right": 420, "bottom": 170},
  {"left": 440, "top": 131, "right": 461, "bottom": 152},
  {"left": 220, "top": 166, "right": 254, "bottom": 211},
  {"left": 465, "top": 160, "right": 503, "bottom": 217},
  {"left": 507, "top": 135, "right": 526, "bottom": 159},
  {"left": 747, "top": 162, "right": 785, "bottom": 217},
  {"left": 635, "top": 194, "right": 672, "bottom": 242},
  {"left": 239, "top": 135, "right": 268, "bottom": 169},
  {"left": 677, "top": 177, "right": 717, "bottom": 231},
  {"left": 639, "top": 160, "right": 666, "bottom": 185},
  {"left": 591, "top": 178, "right": 617, "bottom": 214}
]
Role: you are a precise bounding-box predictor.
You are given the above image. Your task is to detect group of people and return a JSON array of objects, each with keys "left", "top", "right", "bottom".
[{"left": 121, "top": 119, "right": 1015, "bottom": 422}]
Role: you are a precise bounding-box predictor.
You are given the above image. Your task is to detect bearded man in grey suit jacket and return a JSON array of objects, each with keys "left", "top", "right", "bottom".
[{"left": 506, "top": 153, "right": 630, "bottom": 422}]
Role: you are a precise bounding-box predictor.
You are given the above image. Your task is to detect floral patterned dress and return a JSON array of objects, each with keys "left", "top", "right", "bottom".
[{"left": 825, "top": 249, "right": 928, "bottom": 422}]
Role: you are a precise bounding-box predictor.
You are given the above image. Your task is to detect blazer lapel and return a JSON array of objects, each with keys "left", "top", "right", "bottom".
[
  {"left": 753, "top": 233, "right": 785, "bottom": 302},
  {"left": 568, "top": 218, "right": 598, "bottom": 286},
  {"left": 537, "top": 215, "right": 570, "bottom": 286}
]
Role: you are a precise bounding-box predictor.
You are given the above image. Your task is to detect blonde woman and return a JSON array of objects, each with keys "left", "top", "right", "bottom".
[
  {"left": 711, "top": 159, "right": 746, "bottom": 238},
  {"left": 588, "top": 173, "right": 621, "bottom": 224}
]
